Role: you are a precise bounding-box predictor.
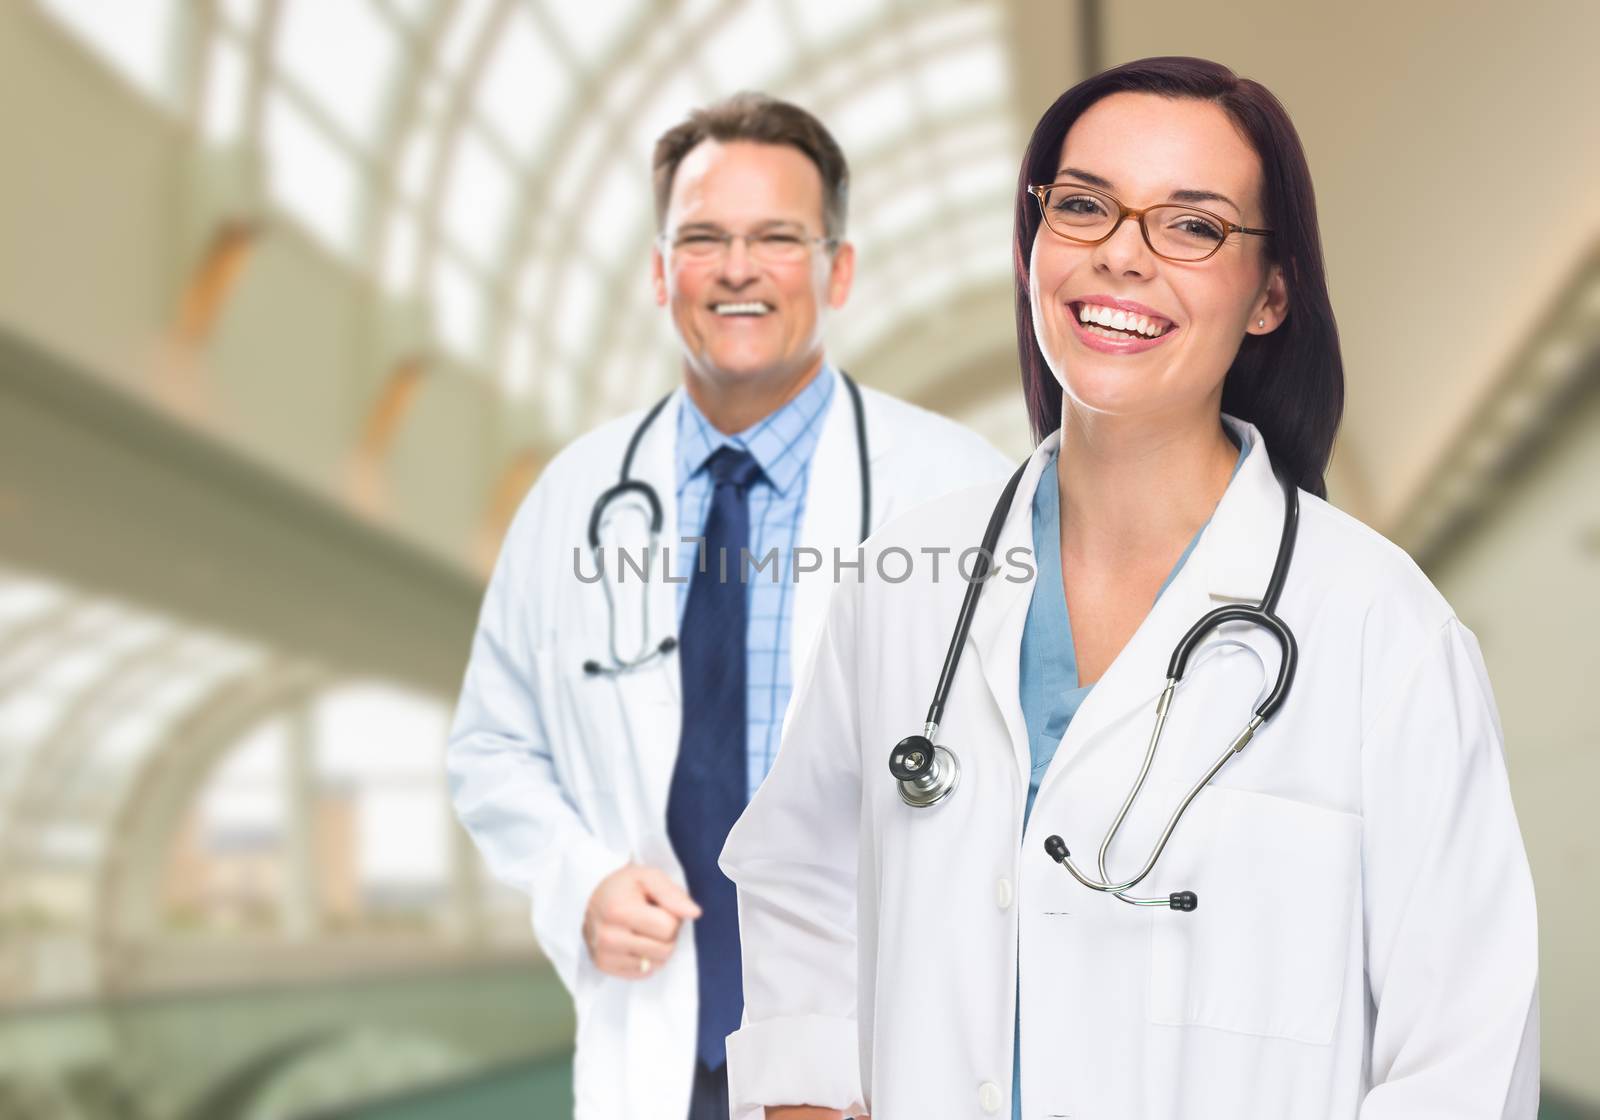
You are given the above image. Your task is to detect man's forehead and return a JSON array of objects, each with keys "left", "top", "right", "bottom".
[{"left": 666, "top": 139, "right": 826, "bottom": 226}]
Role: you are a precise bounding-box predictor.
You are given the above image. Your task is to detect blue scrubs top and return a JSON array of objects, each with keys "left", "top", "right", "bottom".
[{"left": 1012, "top": 433, "right": 1247, "bottom": 1119}]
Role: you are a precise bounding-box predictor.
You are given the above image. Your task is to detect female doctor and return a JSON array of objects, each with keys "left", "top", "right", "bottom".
[{"left": 718, "top": 57, "right": 1539, "bottom": 1120}]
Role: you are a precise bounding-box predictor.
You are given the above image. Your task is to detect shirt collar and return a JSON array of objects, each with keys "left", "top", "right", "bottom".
[{"left": 675, "top": 363, "right": 838, "bottom": 497}]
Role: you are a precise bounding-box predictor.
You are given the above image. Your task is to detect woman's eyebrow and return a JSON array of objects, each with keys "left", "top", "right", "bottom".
[
  {"left": 1056, "top": 166, "right": 1115, "bottom": 190},
  {"left": 1169, "top": 187, "right": 1241, "bottom": 215},
  {"left": 1056, "top": 166, "right": 1242, "bottom": 216}
]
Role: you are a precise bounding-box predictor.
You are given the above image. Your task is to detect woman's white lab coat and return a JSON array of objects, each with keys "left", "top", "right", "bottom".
[
  {"left": 446, "top": 368, "right": 1011, "bottom": 1120},
  {"left": 720, "top": 420, "right": 1540, "bottom": 1120}
]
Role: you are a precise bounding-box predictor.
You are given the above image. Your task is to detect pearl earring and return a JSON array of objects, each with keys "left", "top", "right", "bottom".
[{"left": 1258, "top": 319, "right": 1265, "bottom": 328}]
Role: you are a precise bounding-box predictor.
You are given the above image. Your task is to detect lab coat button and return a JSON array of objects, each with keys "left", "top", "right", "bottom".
[
  {"left": 978, "top": 1081, "right": 1003, "bottom": 1113},
  {"left": 995, "top": 876, "right": 1014, "bottom": 910}
]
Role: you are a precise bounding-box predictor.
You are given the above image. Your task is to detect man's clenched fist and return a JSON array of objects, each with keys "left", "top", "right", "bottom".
[{"left": 583, "top": 864, "right": 703, "bottom": 978}]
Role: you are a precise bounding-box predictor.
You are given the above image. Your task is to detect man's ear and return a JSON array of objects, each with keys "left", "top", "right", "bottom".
[
  {"left": 827, "top": 240, "right": 856, "bottom": 309},
  {"left": 1249, "top": 263, "right": 1289, "bottom": 334},
  {"left": 651, "top": 244, "right": 668, "bottom": 307}
]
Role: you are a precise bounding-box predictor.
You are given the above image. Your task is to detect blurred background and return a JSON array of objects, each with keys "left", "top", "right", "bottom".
[{"left": 0, "top": 0, "right": 1595, "bottom": 1116}]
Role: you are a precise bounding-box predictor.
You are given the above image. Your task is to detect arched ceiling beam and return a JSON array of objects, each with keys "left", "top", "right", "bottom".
[{"left": 97, "top": 659, "right": 330, "bottom": 985}]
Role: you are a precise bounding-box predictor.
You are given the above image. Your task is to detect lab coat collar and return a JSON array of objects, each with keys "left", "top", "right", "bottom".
[
  {"left": 1025, "top": 416, "right": 1292, "bottom": 819},
  {"left": 798, "top": 364, "right": 887, "bottom": 548},
  {"left": 964, "top": 433, "right": 1059, "bottom": 784},
  {"left": 962, "top": 416, "right": 1290, "bottom": 805},
  {"left": 626, "top": 388, "right": 685, "bottom": 711},
  {"left": 1200, "top": 415, "right": 1288, "bottom": 605},
  {"left": 630, "top": 365, "right": 885, "bottom": 714},
  {"left": 791, "top": 365, "right": 889, "bottom": 684}
]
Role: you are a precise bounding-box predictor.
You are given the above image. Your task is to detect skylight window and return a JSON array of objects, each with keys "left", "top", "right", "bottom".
[
  {"left": 433, "top": 255, "right": 486, "bottom": 359},
  {"left": 581, "top": 164, "right": 642, "bottom": 273},
  {"left": 698, "top": 0, "right": 789, "bottom": 93},
  {"left": 916, "top": 45, "right": 1008, "bottom": 116},
  {"left": 476, "top": 9, "right": 569, "bottom": 162},
  {"left": 276, "top": 0, "right": 400, "bottom": 146},
  {"left": 543, "top": 0, "right": 639, "bottom": 71},
  {"left": 263, "top": 93, "right": 362, "bottom": 256},
  {"left": 436, "top": 0, "right": 496, "bottom": 77},
  {"left": 37, "top": 0, "right": 179, "bottom": 106},
  {"left": 830, "top": 76, "right": 919, "bottom": 159},
  {"left": 552, "top": 266, "right": 602, "bottom": 357},
  {"left": 382, "top": 211, "right": 421, "bottom": 297},
  {"left": 789, "top": 0, "right": 890, "bottom": 51},
  {"left": 218, "top": 0, "right": 263, "bottom": 34},
  {"left": 203, "top": 36, "right": 250, "bottom": 146},
  {"left": 441, "top": 129, "right": 516, "bottom": 270}
]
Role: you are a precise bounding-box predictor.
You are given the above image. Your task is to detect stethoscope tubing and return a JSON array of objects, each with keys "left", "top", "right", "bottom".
[
  {"left": 584, "top": 372, "right": 872, "bottom": 676},
  {"left": 895, "top": 440, "right": 1303, "bottom": 914}
]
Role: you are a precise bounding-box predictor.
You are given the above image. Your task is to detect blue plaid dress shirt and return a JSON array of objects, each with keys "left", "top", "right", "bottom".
[{"left": 674, "top": 365, "right": 837, "bottom": 802}]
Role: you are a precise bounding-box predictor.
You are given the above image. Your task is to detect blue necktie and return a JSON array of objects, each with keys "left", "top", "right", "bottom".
[{"left": 667, "top": 445, "right": 763, "bottom": 1071}]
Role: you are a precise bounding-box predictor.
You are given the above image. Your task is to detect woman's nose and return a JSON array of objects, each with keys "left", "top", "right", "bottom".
[{"left": 1092, "top": 215, "right": 1156, "bottom": 278}]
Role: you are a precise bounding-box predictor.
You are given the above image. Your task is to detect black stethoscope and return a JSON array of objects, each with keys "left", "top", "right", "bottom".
[
  {"left": 582, "top": 371, "right": 872, "bottom": 677},
  {"left": 886, "top": 445, "right": 1301, "bottom": 912}
]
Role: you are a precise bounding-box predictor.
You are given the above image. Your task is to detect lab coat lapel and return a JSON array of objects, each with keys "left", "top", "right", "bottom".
[
  {"left": 594, "top": 391, "right": 684, "bottom": 867},
  {"left": 632, "top": 391, "right": 685, "bottom": 712},
  {"left": 964, "top": 435, "right": 1059, "bottom": 787},
  {"left": 1030, "top": 418, "right": 1290, "bottom": 809},
  {"left": 792, "top": 368, "right": 874, "bottom": 683}
]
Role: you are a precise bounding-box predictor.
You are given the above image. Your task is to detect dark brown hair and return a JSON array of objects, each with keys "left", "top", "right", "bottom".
[
  {"left": 1014, "top": 57, "right": 1343, "bottom": 498},
  {"left": 652, "top": 92, "right": 850, "bottom": 238}
]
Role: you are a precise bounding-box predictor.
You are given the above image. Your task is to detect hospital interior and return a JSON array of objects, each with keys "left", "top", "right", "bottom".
[{"left": 1, "top": 0, "right": 1596, "bottom": 1116}]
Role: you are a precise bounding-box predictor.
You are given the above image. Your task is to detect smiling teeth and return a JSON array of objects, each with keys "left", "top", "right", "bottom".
[
  {"left": 1077, "top": 302, "right": 1168, "bottom": 338},
  {"left": 714, "top": 302, "right": 769, "bottom": 315}
]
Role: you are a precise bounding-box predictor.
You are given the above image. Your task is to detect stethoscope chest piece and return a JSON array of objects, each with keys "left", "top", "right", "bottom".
[{"left": 890, "top": 732, "right": 960, "bottom": 808}]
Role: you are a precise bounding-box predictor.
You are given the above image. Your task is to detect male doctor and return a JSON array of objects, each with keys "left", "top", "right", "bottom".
[{"left": 447, "top": 92, "right": 1010, "bottom": 1120}]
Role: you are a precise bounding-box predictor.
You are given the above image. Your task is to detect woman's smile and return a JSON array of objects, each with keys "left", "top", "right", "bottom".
[{"left": 1066, "top": 295, "right": 1180, "bottom": 354}]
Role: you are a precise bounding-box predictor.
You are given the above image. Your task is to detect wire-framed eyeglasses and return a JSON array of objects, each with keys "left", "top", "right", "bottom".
[
  {"left": 1029, "top": 183, "right": 1272, "bottom": 263},
  {"left": 664, "top": 227, "right": 837, "bottom": 266}
]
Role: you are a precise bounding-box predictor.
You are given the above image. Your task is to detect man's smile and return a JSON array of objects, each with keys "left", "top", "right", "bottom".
[{"left": 710, "top": 301, "right": 774, "bottom": 316}]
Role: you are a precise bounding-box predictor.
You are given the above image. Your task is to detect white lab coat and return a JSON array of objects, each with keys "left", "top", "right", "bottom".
[
  {"left": 721, "top": 419, "right": 1540, "bottom": 1120},
  {"left": 447, "top": 366, "right": 1012, "bottom": 1120}
]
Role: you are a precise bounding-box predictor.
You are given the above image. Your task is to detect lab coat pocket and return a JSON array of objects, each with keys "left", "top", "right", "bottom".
[{"left": 1146, "top": 787, "right": 1359, "bottom": 1045}]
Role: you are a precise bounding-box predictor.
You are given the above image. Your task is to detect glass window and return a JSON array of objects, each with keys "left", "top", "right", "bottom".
[
  {"left": 441, "top": 129, "right": 516, "bottom": 270},
  {"left": 37, "top": 0, "right": 179, "bottom": 105},
  {"left": 698, "top": 0, "right": 789, "bottom": 93},
  {"left": 476, "top": 9, "right": 568, "bottom": 161},
  {"left": 502, "top": 326, "right": 535, "bottom": 398},
  {"left": 263, "top": 92, "right": 361, "bottom": 255},
  {"left": 552, "top": 265, "right": 601, "bottom": 357},
  {"left": 276, "top": 0, "right": 400, "bottom": 146},
  {"left": 916, "top": 45, "right": 1007, "bottom": 116},
  {"left": 432, "top": 254, "right": 486, "bottom": 358},
  {"left": 396, "top": 123, "right": 439, "bottom": 203},
  {"left": 218, "top": 0, "right": 263, "bottom": 33},
  {"left": 790, "top": 0, "right": 889, "bottom": 51},
  {"left": 382, "top": 209, "right": 420, "bottom": 296},
  {"left": 581, "top": 163, "right": 642, "bottom": 272},
  {"left": 829, "top": 75, "right": 919, "bottom": 158},
  {"left": 202, "top": 35, "right": 251, "bottom": 146},
  {"left": 543, "top": 0, "right": 638, "bottom": 70},
  {"left": 435, "top": 0, "right": 496, "bottom": 76}
]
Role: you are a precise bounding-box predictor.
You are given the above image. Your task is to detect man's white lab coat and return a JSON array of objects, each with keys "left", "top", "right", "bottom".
[{"left": 448, "top": 367, "right": 1012, "bottom": 1118}]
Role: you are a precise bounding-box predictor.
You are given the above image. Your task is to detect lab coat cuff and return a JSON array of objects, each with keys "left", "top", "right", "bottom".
[
  {"left": 528, "top": 836, "right": 629, "bottom": 995},
  {"left": 726, "top": 1014, "right": 865, "bottom": 1119}
]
